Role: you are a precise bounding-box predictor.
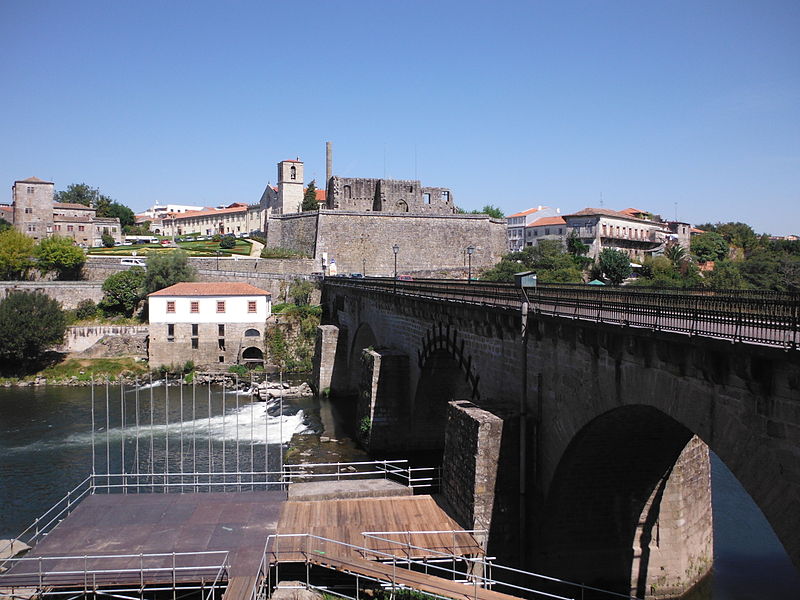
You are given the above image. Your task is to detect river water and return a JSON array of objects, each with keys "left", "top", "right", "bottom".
[{"left": 0, "top": 385, "right": 797, "bottom": 599}]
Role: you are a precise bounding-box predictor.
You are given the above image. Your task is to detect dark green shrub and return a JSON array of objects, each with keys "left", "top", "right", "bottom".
[{"left": 76, "top": 299, "right": 98, "bottom": 320}]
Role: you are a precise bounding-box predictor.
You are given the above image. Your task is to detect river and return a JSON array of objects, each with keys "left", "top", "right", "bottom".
[{"left": 0, "top": 385, "right": 797, "bottom": 599}]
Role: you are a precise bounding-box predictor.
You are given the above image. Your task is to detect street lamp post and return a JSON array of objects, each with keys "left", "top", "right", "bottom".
[
  {"left": 392, "top": 244, "right": 400, "bottom": 292},
  {"left": 466, "top": 245, "right": 475, "bottom": 283},
  {"left": 216, "top": 250, "right": 221, "bottom": 271}
]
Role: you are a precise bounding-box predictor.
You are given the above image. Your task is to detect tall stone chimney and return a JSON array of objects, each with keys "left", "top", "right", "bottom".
[{"left": 326, "top": 141, "right": 332, "bottom": 191}]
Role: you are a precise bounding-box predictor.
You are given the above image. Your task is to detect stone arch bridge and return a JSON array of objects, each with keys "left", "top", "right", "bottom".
[{"left": 313, "top": 278, "right": 800, "bottom": 598}]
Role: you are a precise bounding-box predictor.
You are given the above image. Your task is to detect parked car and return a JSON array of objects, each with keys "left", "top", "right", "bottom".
[
  {"left": 397, "top": 275, "right": 413, "bottom": 281},
  {"left": 120, "top": 258, "right": 146, "bottom": 267},
  {"left": 349, "top": 273, "right": 364, "bottom": 279}
]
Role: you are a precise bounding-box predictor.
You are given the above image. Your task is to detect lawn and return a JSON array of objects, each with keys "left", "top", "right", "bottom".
[{"left": 88, "top": 239, "right": 252, "bottom": 257}]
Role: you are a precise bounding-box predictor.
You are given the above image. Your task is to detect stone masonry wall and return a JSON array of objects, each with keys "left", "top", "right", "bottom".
[
  {"left": 0, "top": 281, "right": 104, "bottom": 309},
  {"left": 356, "top": 349, "right": 410, "bottom": 452},
  {"left": 442, "top": 400, "right": 504, "bottom": 544},
  {"left": 314, "top": 211, "right": 507, "bottom": 276},
  {"left": 58, "top": 325, "right": 149, "bottom": 353},
  {"left": 264, "top": 212, "right": 319, "bottom": 257},
  {"left": 149, "top": 321, "right": 266, "bottom": 369}
]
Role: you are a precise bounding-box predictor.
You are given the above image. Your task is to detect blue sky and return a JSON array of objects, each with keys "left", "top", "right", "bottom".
[{"left": 1, "top": 1, "right": 798, "bottom": 234}]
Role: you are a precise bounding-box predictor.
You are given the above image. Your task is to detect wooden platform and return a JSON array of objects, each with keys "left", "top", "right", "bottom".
[
  {"left": 273, "top": 496, "right": 483, "bottom": 562},
  {"left": 0, "top": 490, "right": 487, "bottom": 600}
]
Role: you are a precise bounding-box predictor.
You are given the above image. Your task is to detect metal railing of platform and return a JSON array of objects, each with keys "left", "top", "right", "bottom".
[
  {"left": 254, "top": 532, "right": 643, "bottom": 600},
  {"left": 325, "top": 278, "right": 800, "bottom": 349},
  {"left": 0, "top": 550, "right": 229, "bottom": 600}
]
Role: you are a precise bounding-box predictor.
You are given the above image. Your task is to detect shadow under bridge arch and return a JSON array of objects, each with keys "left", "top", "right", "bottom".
[
  {"left": 535, "top": 405, "right": 712, "bottom": 598},
  {"left": 411, "top": 348, "right": 476, "bottom": 451}
]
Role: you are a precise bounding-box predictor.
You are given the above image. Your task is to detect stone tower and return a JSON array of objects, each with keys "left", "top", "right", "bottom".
[
  {"left": 12, "top": 177, "right": 55, "bottom": 242},
  {"left": 277, "top": 159, "right": 304, "bottom": 215}
]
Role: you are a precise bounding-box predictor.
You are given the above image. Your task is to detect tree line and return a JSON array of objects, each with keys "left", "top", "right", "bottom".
[{"left": 481, "top": 221, "right": 800, "bottom": 291}]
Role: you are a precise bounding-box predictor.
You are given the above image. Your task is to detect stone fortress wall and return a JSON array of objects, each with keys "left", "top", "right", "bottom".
[
  {"left": 267, "top": 210, "right": 507, "bottom": 276},
  {"left": 326, "top": 176, "right": 455, "bottom": 215}
]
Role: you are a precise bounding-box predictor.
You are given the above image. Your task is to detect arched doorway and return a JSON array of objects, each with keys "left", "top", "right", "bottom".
[{"left": 241, "top": 346, "right": 264, "bottom": 368}]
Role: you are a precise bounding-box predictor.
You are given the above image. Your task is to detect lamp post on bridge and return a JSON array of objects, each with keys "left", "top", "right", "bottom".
[
  {"left": 466, "top": 245, "right": 475, "bottom": 283},
  {"left": 392, "top": 244, "right": 399, "bottom": 292}
]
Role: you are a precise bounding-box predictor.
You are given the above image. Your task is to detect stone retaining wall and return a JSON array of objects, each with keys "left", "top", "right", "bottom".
[{"left": 0, "top": 281, "right": 103, "bottom": 309}]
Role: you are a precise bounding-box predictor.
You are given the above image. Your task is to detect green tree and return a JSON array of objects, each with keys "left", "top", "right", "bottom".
[
  {"left": 691, "top": 232, "right": 729, "bottom": 263},
  {"left": 0, "top": 218, "right": 11, "bottom": 233},
  {"left": 0, "top": 229, "right": 36, "bottom": 280},
  {"left": 104, "top": 202, "right": 135, "bottom": 229},
  {"left": 289, "top": 278, "right": 314, "bottom": 305},
  {"left": 54, "top": 183, "right": 111, "bottom": 212},
  {"left": 101, "top": 231, "right": 115, "bottom": 248},
  {"left": 302, "top": 180, "right": 319, "bottom": 211},
  {"left": 0, "top": 291, "right": 66, "bottom": 369},
  {"left": 598, "top": 248, "right": 632, "bottom": 285},
  {"left": 144, "top": 250, "right": 196, "bottom": 294},
  {"left": 35, "top": 236, "right": 86, "bottom": 280},
  {"left": 706, "top": 260, "right": 748, "bottom": 290},
  {"left": 219, "top": 234, "right": 236, "bottom": 249},
  {"left": 267, "top": 328, "right": 290, "bottom": 371},
  {"left": 478, "top": 205, "right": 504, "bottom": 219},
  {"left": 99, "top": 267, "right": 146, "bottom": 317},
  {"left": 481, "top": 240, "right": 583, "bottom": 284}
]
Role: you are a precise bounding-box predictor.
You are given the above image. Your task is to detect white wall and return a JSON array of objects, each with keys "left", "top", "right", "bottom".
[{"left": 149, "top": 295, "right": 271, "bottom": 324}]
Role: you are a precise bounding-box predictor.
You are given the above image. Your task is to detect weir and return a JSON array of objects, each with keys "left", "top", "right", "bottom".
[{"left": 1, "top": 377, "right": 634, "bottom": 600}]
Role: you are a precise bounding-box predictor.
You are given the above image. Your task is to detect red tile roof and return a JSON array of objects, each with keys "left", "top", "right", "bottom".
[
  {"left": 620, "top": 207, "right": 647, "bottom": 216},
  {"left": 165, "top": 205, "right": 249, "bottom": 220},
  {"left": 149, "top": 282, "right": 271, "bottom": 297},
  {"left": 527, "top": 216, "right": 566, "bottom": 227},
  {"left": 690, "top": 227, "right": 706, "bottom": 234},
  {"left": 54, "top": 202, "right": 94, "bottom": 210},
  {"left": 564, "top": 207, "right": 662, "bottom": 225},
  {"left": 16, "top": 176, "right": 53, "bottom": 184},
  {"left": 282, "top": 158, "right": 302, "bottom": 163},
  {"left": 315, "top": 189, "right": 326, "bottom": 202},
  {"left": 0, "top": 205, "right": 12, "bottom": 213},
  {"left": 508, "top": 207, "right": 543, "bottom": 218}
]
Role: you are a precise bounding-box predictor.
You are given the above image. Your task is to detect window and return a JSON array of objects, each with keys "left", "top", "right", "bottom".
[
  {"left": 440, "top": 191, "right": 449, "bottom": 202},
  {"left": 24, "top": 207, "right": 32, "bottom": 214},
  {"left": 167, "top": 324, "right": 174, "bottom": 340},
  {"left": 219, "top": 355, "right": 225, "bottom": 363},
  {"left": 290, "top": 165, "right": 296, "bottom": 180},
  {"left": 545, "top": 228, "right": 550, "bottom": 235},
  {"left": 244, "top": 328, "right": 260, "bottom": 337},
  {"left": 423, "top": 193, "right": 431, "bottom": 204},
  {"left": 67, "top": 225, "right": 74, "bottom": 232},
  {"left": 218, "top": 339, "right": 225, "bottom": 350},
  {"left": 167, "top": 301, "right": 175, "bottom": 313},
  {"left": 218, "top": 324, "right": 225, "bottom": 336},
  {"left": 191, "top": 301, "right": 199, "bottom": 313},
  {"left": 191, "top": 338, "right": 198, "bottom": 349},
  {"left": 191, "top": 324, "right": 198, "bottom": 336},
  {"left": 78, "top": 226, "right": 84, "bottom": 232},
  {"left": 217, "top": 301, "right": 225, "bottom": 313},
  {"left": 344, "top": 185, "right": 352, "bottom": 199},
  {"left": 248, "top": 301, "right": 257, "bottom": 313}
]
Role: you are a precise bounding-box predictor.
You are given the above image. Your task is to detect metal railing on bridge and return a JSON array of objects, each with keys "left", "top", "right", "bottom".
[{"left": 324, "top": 278, "right": 800, "bottom": 349}]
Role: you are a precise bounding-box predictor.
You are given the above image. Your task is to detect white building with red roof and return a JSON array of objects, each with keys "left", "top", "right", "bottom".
[
  {"left": 148, "top": 282, "right": 272, "bottom": 369},
  {"left": 525, "top": 216, "right": 568, "bottom": 247},
  {"left": 562, "top": 207, "right": 671, "bottom": 260},
  {"left": 506, "top": 205, "right": 561, "bottom": 251}
]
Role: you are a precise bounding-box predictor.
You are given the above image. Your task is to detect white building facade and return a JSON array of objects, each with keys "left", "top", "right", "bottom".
[
  {"left": 148, "top": 282, "right": 272, "bottom": 369},
  {"left": 506, "top": 206, "right": 561, "bottom": 251},
  {"left": 563, "top": 208, "right": 671, "bottom": 260}
]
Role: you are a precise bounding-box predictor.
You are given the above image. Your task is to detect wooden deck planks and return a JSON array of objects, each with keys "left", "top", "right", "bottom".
[{"left": 275, "top": 496, "right": 483, "bottom": 562}]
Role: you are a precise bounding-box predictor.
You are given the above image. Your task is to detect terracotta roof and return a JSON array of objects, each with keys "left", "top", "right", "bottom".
[
  {"left": 54, "top": 202, "right": 94, "bottom": 210},
  {"left": 620, "top": 207, "right": 647, "bottom": 216},
  {"left": 165, "top": 205, "right": 250, "bottom": 220},
  {"left": 315, "top": 189, "right": 326, "bottom": 202},
  {"left": 282, "top": 158, "right": 302, "bottom": 163},
  {"left": 508, "top": 207, "right": 543, "bottom": 218},
  {"left": 690, "top": 227, "right": 706, "bottom": 234},
  {"left": 563, "top": 207, "right": 663, "bottom": 225},
  {"left": 16, "top": 176, "right": 53, "bottom": 184},
  {"left": 149, "top": 282, "right": 271, "bottom": 297},
  {"left": 527, "top": 216, "right": 566, "bottom": 227},
  {"left": 0, "top": 205, "right": 12, "bottom": 213}
]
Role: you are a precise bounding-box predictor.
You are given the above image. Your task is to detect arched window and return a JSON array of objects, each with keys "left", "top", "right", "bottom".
[
  {"left": 244, "top": 328, "right": 260, "bottom": 337},
  {"left": 397, "top": 200, "right": 408, "bottom": 212},
  {"left": 290, "top": 166, "right": 296, "bottom": 180},
  {"left": 344, "top": 185, "right": 352, "bottom": 199}
]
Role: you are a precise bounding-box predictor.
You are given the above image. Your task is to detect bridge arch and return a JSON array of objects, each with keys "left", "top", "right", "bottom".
[
  {"left": 346, "top": 322, "right": 378, "bottom": 392},
  {"left": 536, "top": 405, "right": 710, "bottom": 597}
]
